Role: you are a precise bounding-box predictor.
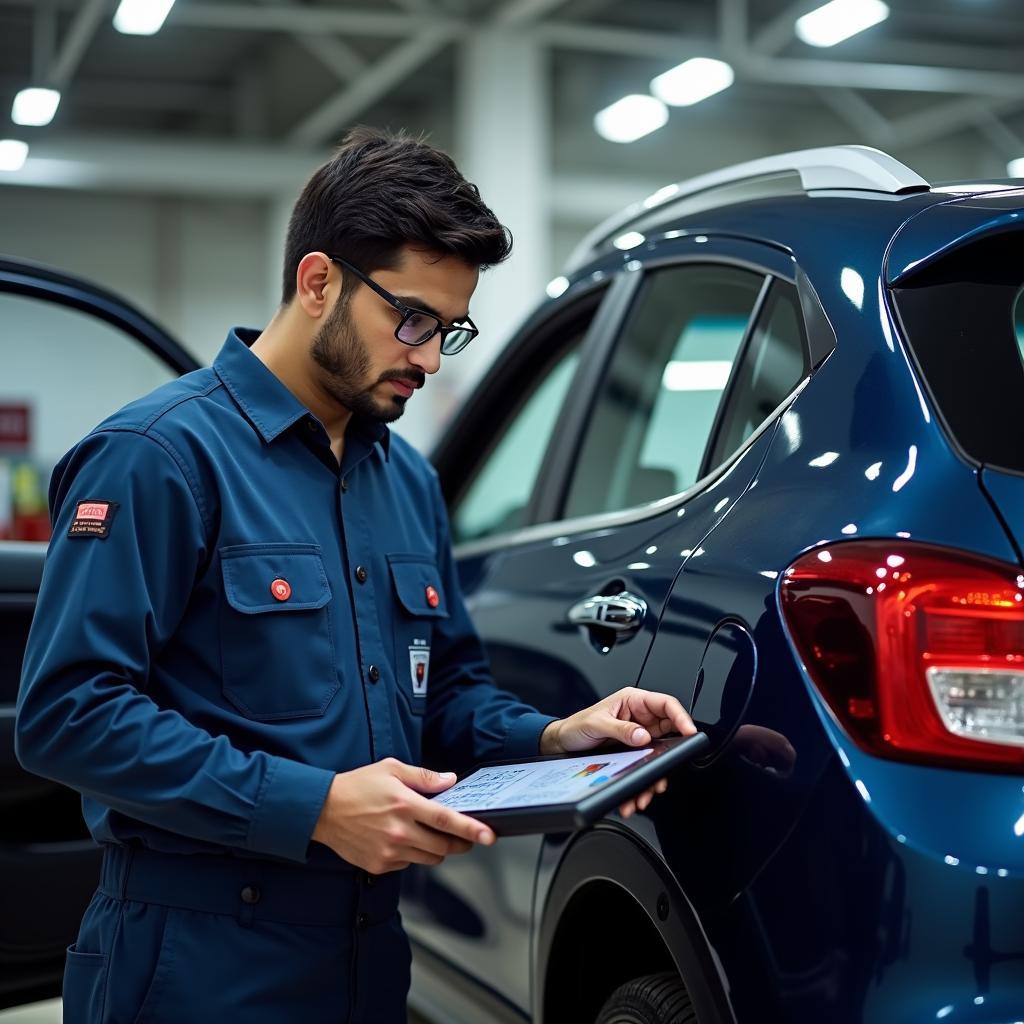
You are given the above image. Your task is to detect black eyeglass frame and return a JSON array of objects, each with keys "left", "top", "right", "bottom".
[{"left": 326, "top": 254, "right": 479, "bottom": 355}]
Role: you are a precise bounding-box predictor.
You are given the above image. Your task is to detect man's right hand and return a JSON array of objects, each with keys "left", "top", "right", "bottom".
[{"left": 311, "top": 757, "right": 496, "bottom": 875}]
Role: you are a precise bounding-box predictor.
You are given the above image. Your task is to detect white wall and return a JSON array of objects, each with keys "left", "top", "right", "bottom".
[{"left": 0, "top": 186, "right": 274, "bottom": 366}]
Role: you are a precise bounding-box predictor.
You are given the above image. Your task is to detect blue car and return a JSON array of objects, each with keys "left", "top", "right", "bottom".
[
  {"left": 402, "top": 147, "right": 1024, "bottom": 1024},
  {"left": 3, "top": 146, "right": 1023, "bottom": 1021}
]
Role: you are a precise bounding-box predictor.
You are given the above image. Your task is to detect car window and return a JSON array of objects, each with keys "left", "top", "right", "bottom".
[
  {"left": 706, "top": 280, "right": 809, "bottom": 470},
  {"left": 0, "top": 292, "right": 177, "bottom": 541},
  {"left": 562, "top": 263, "right": 765, "bottom": 519},
  {"left": 450, "top": 341, "right": 582, "bottom": 545}
]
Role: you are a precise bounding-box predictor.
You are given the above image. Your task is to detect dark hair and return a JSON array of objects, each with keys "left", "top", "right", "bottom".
[{"left": 282, "top": 126, "right": 512, "bottom": 304}]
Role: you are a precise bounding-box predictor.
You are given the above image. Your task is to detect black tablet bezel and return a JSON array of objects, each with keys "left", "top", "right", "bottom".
[{"left": 433, "top": 732, "right": 710, "bottom": 836}]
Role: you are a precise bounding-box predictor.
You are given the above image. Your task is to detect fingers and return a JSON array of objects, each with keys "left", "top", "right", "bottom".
[
  {"left": 618, "top": 779, "right": 669, "bottom": 819},
  {"left": 387, "top": 759, "right": 458, "bottom": 794},
  {"left": 412, "top": 793, "right": 496, "bottom": 847},
  {"left": 623, "top": 689, "right": 696, "bottom": 737}
]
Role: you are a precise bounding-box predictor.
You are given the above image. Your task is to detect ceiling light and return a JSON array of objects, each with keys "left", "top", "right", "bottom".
[
  {"left": 594, "top": 95, "right": 668, "bottom": 144},
  {"left": 795, "top": 0, "right": 889, "bottom": 48},
  {"left": 12, "top": 88, "right": 61, "bottom": 127},
  {"left": 662, "top": 360, "right": 733, "bottom": 391},
  {"left": 1008, "top": 158, "right": 1024, "bottom": 178},
  {"left": 0, "top": 140, "right": 29, "bottom": 172},
  {"left": 113, "top": 0, "right": 176, "bottom": 35},
  {"left": 651, "top": 58, "right": 734, "bottom": 107}
]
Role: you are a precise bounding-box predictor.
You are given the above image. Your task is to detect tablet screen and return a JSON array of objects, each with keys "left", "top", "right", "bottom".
[{"left": 433, "top": 748, "right": 655, "bottom": 812}]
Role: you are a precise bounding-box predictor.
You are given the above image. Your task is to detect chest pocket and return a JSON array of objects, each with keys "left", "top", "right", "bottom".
[
  {"left": 219, "top": 543, "right": 338, "bottom": 720},
  {"left": 388, "top": 553, "right": 448, "bottom": 716}
]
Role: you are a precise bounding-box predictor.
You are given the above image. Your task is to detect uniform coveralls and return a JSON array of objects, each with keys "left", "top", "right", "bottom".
[{"left": 16, "top": 329, "right": 557, "bottom": 1023}]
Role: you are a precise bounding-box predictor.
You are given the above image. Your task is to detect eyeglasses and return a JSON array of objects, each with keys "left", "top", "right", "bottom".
[{"left": 327, "top": 255, "right": 479, "bottom": 355}]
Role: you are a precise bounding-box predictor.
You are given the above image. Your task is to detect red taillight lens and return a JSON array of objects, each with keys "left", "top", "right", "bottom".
[{"left": 780, "top": 541, "right": 1024, "bottom": 772}]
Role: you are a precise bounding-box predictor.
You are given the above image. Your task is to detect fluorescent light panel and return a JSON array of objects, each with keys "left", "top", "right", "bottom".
[
  {"left": 114, "top": 0, "right": 176, "bottom": 35},
  {"left": 594, "top": 95, "right": 668, "bottom": 144},
  {"left": 12, "top": 88, "right": 61, "bottom": 127},
  {"left": 662, "top": 360, "right": 733, "bottom": 391},
  {"left": 1008, "top": 158, "right": 1024, "bottom": 178},
  {"left": 651, "top": 58, "right": 734, "bottom": 107},
  {"left": 0, "top": 140, "right": 29, "bottom": 172},
  {"left": 796, "top": 0, "right": 889, "bottom": 48}
]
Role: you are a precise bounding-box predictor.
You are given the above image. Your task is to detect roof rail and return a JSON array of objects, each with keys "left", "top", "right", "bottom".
[{"left": 564, "top": 145, "right": 930, "bottom": 274}]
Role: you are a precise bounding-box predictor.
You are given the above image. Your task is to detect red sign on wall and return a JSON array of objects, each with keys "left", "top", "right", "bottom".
[{"left": 0, "top": 404, "right": 30, "bottom": 449}]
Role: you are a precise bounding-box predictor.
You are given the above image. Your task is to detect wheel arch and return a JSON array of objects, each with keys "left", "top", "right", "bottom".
[{"left": 534, "top": 826, "right": 735, "bottom": 1024}]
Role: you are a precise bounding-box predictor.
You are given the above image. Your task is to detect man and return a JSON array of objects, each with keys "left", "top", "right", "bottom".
[{"left": 16, "top": 127, "right": 695, "bottom": 1023}]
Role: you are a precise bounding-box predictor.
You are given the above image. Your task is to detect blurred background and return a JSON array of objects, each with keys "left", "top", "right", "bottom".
[{"left": 2, "top": 0, "right": 1023, "bottom": 460}]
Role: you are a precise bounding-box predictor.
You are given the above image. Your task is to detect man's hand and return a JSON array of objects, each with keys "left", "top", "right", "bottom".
[
  {"left": 311, "top": 758, "right": 496, "bottom": 875},
  {"left": 539, "top": 687, "right": 696, "bottom": 819}
]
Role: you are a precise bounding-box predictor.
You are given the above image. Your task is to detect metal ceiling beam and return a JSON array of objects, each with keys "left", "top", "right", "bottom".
[
  {"left": 493, "top": 0, "right": 575, "bottom": 27},
  {"left": 32, "top": 2, "right": 57, "bottom": 81},
  {"left": 288, "top": 26, "right": 460, "bottom": 146},
  {"left": 48, "top": 0, "right": 107, "bottom": 90},
  {"left": 817, "top": 88, "right": 893, "bottom": 148},
  {"left": 169, "top": 4, "right": 453, "bottom": 37},
  {"left": 750, "top": 0, "right": 815, "bottom": 55},
  {"left": 537, "top": 22, "right": 709, "bottom": 60}
]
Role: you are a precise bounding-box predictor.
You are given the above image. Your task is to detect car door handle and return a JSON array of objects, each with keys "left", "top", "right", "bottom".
[{"left": 568, "top": 591, "right": 648, "bottom": 640}]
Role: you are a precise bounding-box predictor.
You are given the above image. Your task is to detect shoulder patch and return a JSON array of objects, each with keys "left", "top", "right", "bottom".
[{"left": 68, "top": 499, "right": 120, "bottom": 540}]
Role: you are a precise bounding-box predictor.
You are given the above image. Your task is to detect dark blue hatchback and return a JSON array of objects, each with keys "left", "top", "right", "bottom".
[
  {"left": 403, "top": 147, "right": 1024, "bottom": 1024},
  {"left": 3, "top": 145, "right": 1024, "bottom": 1022}
]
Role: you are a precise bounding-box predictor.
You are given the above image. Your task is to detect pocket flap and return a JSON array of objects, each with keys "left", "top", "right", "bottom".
[
  {"left": 221, "top": 544, "right": 332, "bottom": 614},
  {"left": 387, "top": 553, "right": 448, "bottom": 618}
]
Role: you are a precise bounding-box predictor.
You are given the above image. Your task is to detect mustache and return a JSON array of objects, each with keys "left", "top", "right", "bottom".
[{"left": 378, "top": 370, "right": 425, "bottom": 390}]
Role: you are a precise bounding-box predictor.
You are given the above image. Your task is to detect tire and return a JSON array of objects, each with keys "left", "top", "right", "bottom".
[{"left": 595, "top": 971, "right": 696, "bottom": 1024}]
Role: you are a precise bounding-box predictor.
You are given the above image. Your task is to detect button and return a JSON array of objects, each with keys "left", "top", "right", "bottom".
[
  {"left": 357, "top": 912, "right": 370, "bottom": 929},
  {"left": 355, "top": 566, "right": 368, "bottom": 584},
  {"left": 306, "top": 418, "right": 318, "bottom": 432},
  {"left": 270, "top": 578, "right": 291, "bottom": 602},
  {"left": 240, "top": 885, "right": 261, "bottom": 905},
  {"left": 367, "top": 665, "right": 380, "bottom": 683},
  {"left": 363, "top": 873, "right": 375, "bottom": 888},
  {"left": 425, "top": 585, "right": 440, "bottom": 609},
  {"left": 340, "top": 478, "right": 348, "bottom": 493}
]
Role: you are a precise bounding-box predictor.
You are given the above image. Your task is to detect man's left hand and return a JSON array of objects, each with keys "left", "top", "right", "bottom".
[{"left": 538, "top": 687, "right": 696, "bottom": 819}]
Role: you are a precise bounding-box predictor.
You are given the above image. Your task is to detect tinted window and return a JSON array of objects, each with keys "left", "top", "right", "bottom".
[
  {"left": 563, "top": 264, "right": 764, "bottom": 519},
  {"left": 451, "top": 342, "right": 582, "bottom": 544},
  {"left": 0, "top": 293, "right": 177, "bottom": 541},
  {"left": 892, "top": 231, "right": 1024, "bottom": 472},
  {"left": 707, "top": 280, "right": 809, "bottom": 469}
]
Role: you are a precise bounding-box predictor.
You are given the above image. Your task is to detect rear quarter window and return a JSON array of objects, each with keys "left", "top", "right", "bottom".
[{"left": 891, "top": 230, "right": 1024, "bottom": 473}]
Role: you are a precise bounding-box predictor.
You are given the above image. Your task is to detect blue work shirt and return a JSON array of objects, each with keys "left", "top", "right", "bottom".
[{"left": 16, "top": 329, "right": 556, "bottom": 869}]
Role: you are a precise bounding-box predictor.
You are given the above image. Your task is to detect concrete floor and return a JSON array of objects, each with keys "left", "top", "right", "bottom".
[
  {"left": 0, "top": 1000, "right": 431, "bottom": 1023},
  {"left": 0, "top": 1001, "right": 60, "bottom": 1023}
]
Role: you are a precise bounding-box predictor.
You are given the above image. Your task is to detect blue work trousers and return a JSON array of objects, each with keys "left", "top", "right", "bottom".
[{"left": 62, "top": 847, "right": 409, "bottom": 1023}]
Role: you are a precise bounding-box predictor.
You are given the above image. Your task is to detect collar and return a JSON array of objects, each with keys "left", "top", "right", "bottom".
[{"left": 213, "top": 328, "right": 391, "bottom": 461}]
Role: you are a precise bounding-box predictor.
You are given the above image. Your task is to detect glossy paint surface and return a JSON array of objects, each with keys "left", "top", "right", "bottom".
[{"left": 403, "top": 186, "right": 1024, "bottom": 1022}]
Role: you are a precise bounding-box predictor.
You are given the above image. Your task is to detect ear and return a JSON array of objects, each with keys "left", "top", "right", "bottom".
[{"left": 294, "top": 252, "right": 336, "bottom": 320}]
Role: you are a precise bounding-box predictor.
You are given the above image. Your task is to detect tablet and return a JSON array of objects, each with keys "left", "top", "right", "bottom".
[{"left": 431, "top": 733, "right": 709, "bottom": 836}]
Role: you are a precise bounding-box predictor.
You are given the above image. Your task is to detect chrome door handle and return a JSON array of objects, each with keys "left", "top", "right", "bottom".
[{"left": 568, "top": 591, "right": 648, "bottom": 639}]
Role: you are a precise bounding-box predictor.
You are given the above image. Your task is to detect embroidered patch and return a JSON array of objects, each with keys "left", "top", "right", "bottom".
[
  {"left": 68, "top": 499, "right": 119, "bottom": 540},
  {"left": 409, "top": 643, "right": 430, "bottom": 697}
]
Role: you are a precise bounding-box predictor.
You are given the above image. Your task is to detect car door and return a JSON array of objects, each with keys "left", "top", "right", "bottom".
[
  {"left": 404, "top": 236, "right": 804, "bottom": 1022},
  {"left": 0, "top": 257, "right": 197, "bottom": 1010}
]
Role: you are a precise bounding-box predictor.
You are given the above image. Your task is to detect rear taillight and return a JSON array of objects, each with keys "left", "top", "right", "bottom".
[{"left": 780, "top": 541, "right": 1024, "bottom": 772}]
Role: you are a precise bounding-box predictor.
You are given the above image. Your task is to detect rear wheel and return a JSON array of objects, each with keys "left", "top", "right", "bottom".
[{"left": 595, "top": 971, "right": 696, "bottom": 1024}]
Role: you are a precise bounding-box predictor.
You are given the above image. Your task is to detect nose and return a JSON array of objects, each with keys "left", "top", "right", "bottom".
[{"left": 406, "top": 332, "right": 442, "bottom": 375}]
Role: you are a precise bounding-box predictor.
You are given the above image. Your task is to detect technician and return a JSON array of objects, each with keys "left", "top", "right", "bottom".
[{"left": 16, "top": 127, "right": 695, "bottom": 1023}]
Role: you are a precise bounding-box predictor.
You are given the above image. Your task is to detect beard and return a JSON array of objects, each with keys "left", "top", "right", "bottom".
[{"left": 310, "top": 297, "right": 423, "bottom": 423}]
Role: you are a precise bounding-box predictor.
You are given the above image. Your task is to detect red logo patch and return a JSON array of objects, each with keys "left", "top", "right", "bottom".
[
  {"left": 425, "top": 585, "right": 440, "bottom": 609},
  {"left": 76, "top": 502, "right": 109, "bottom": 520},
  {"left": 68, "top": 498, "right": 119, "bottom": 540}
]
